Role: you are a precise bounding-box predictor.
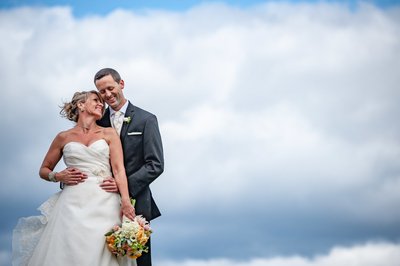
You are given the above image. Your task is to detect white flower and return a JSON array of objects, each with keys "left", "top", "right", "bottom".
[
  {"left": 122, "top": 220, "right": 139, "bottom": 232},
  {"left": 93, "top": 168, "right": 106, "bottom": 176},
  {"left": 123, "top": 117, "right": 131, "bottom": 124},
  {"left": 92, "top": 168, "right": 109, "bottom": 183}
]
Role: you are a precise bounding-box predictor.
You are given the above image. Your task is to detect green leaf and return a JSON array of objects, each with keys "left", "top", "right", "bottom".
[{"left": 130, "top": 198, "right": 136, "bottom": 207}]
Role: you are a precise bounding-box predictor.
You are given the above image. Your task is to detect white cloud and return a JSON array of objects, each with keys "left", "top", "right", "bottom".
[
  {"left": 1, "top": 1, "right": 400, "bottom": 263},
  {"left": 156, "top": 242, "right": 400, "bottom": 266},
  {"left": 1, "top": 241, "right": 398, "bottom": 266}
]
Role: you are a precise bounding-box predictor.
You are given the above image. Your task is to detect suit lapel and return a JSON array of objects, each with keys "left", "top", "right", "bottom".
[
  {"left": 98, "top": 108, "right": 112, "bottom": 127},
  {"left": 120, "top": 102, "right": 135, "bottom": 142}
]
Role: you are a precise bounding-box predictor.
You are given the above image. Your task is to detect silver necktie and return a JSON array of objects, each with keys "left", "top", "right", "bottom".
[{"left": 112, "top": 111, "right": 123, "bottom": 135}]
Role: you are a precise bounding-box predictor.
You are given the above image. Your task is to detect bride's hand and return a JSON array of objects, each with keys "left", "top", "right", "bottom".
[{"left": 121, "top": 200, "right": 136, "bottom": 221}]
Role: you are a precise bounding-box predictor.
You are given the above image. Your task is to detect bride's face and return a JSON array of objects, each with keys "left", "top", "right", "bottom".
[{"left": 84, "top": 93, "right": 104, "bottom": 120}]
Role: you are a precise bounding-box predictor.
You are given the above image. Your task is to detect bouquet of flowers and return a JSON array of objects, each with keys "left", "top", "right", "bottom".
[{"left": 105, "top": 199, "right": 152, "bottom": 259}]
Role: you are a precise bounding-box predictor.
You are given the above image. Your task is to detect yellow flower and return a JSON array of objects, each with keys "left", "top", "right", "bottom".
[{"left": 136, "top": 228, "right": 149, "bottom": 245}]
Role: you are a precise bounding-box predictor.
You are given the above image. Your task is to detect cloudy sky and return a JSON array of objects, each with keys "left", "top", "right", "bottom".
[{"left": 1, "top": 0, "right": 400, "bottom": 265}]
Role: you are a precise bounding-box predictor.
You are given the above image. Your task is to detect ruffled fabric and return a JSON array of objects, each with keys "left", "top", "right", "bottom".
[
  {"left": 12, "top": 140, "right": 137, "bottom": 266},
  {"left": 12, "top": 192, "right": 61, "bottom": 266}
]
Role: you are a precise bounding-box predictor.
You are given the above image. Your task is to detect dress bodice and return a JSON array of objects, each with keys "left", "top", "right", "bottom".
[
  {"left": 62, "top": 139, "right": 112, "bottom": 178},
  {"left": 13, "top": 138, "right": 137, "bottom": 266}
]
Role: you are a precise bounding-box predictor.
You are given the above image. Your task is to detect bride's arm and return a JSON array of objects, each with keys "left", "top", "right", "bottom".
[
  {"left": 39, "top": 131, "right": 87, "bottom": 186},
  {"left": 107, "top": 128, "right": 136, "bottom": 220},
  {"left": 39, "top": 133, "right": 64, "bottom": 181}
]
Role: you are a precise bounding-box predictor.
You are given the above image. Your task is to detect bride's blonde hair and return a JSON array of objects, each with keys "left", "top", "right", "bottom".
[{"left": 60, "top": 90, "right": 104, "bottom": 122}]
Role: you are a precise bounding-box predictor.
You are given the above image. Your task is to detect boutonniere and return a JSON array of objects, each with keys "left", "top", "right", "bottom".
[{"left": 123, "top": 117, "right": 131, "bottom": 124}]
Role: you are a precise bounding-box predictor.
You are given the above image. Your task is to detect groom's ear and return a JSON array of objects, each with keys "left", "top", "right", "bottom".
[{"left": 119, "top": 79, "right": 125, "bottom": 90}]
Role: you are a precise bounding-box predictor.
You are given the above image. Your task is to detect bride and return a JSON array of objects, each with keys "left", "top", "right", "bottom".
[{"left": 13, "top": 90, "right": 136, "bottom": 266}]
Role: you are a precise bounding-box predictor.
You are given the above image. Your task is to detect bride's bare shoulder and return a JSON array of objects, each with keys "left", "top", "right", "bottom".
[
  {"left": 50, "top": 129, "right": 73, "bottom": 148},
  {"left": 100, "top": 127, "right": 115, "bottom": 135},
  {"left": 100, "top": 127, "right": 118, "bottom": 143},
  {"left": 55, "top": 129, "right": 72, "bottom": 140}
]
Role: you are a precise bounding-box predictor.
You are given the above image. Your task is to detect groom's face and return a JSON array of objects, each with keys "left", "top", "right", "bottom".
[{"left": 95, "top": 74, "right": 125, "bottom": 111}]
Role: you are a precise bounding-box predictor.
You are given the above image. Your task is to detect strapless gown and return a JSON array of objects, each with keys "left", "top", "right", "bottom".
[{"left": 12, "top": 139, "right": 136, "bottom": 266}]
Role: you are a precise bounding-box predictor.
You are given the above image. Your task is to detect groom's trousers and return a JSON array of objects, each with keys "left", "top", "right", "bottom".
[{"left": 137, "top": 238, "right": 151, "bottom": 266}]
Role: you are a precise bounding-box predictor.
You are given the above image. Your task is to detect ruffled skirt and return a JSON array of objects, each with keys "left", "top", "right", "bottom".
[{"left": 12, "top": 177, "right": 136, "bottom": 266}]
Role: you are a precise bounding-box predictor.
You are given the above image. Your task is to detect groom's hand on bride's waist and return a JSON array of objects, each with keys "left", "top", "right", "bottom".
[
  {"left": 58, "top": 167, "right": 88, "bottom": 186},
  {"left": 99, "top": 177, "right": 119, "bottom": 193}
]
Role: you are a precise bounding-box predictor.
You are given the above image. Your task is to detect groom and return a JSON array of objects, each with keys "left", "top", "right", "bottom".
[{"left": 95, "top": 68, "right": 164, "bottom": 266}]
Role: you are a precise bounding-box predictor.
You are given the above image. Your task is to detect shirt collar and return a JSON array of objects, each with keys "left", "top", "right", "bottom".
[{"left": 109, "top": 100, "right": 129, "bottom": 117}]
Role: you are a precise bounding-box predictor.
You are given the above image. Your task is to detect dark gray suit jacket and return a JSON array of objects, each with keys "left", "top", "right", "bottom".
[{"left": 97, "top": 102, "right": 164, "bottom": 221}]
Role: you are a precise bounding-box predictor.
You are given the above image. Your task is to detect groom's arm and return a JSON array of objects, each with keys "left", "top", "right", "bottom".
[
  {"left": 128, "top": 115, "right": 164, "bottom": 197},
  {"left": 99, "top": 177, "right": 119, "bottom": 192},
  {"left": 100, "top": 115, "right": 164, "bottom": 194},
  {"left": 56, "top": 167, "right": 88, "bottom": 187}
]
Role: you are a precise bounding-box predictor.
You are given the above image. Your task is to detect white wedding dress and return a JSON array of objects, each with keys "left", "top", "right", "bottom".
[{"left": 12, "top": 139, "right": 136, "bottom": 266}]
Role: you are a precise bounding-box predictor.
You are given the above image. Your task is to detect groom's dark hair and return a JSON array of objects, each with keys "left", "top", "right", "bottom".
[{"left": 94, "top": 68, "right": 121, "bottom": 83}]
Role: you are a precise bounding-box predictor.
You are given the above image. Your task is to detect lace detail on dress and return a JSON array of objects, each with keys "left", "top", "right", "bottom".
[
  {"left": 12, "top": 192, "right": 61, "bottom": 266},
  {"left": 37, "top": 192, "right": 60, "bottom": 222}
]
